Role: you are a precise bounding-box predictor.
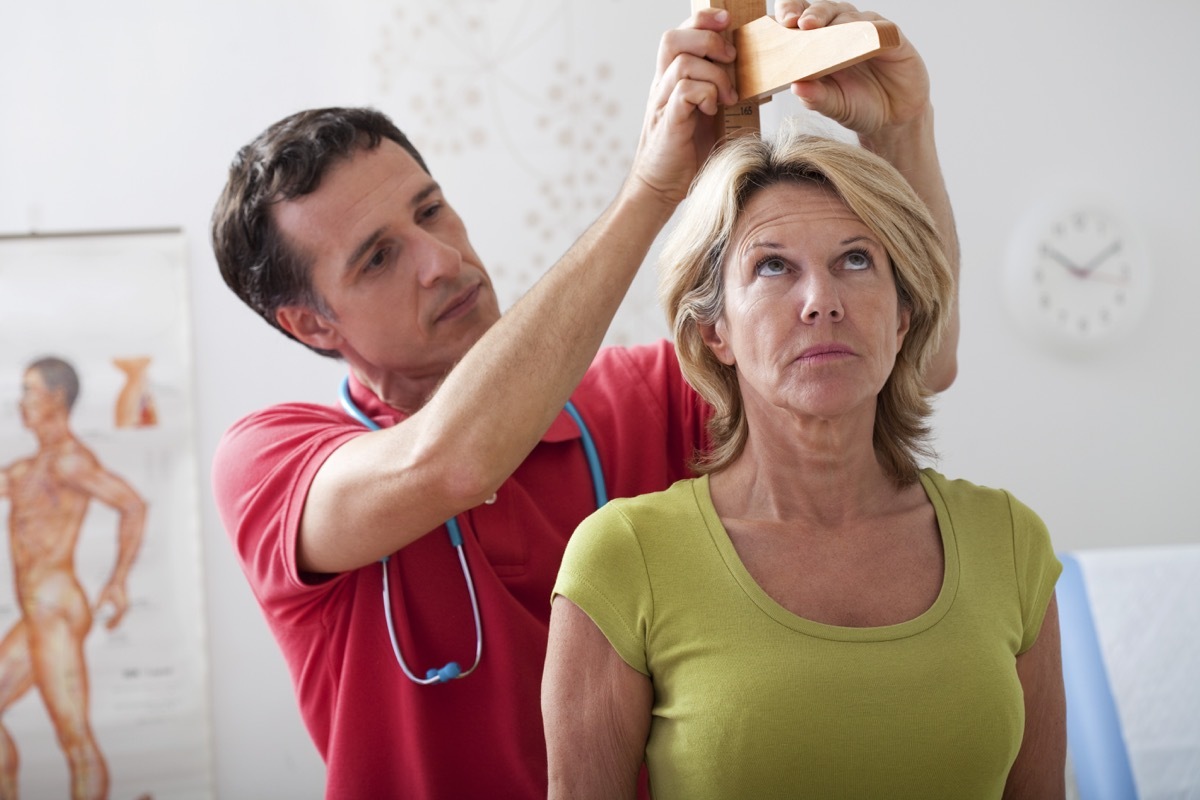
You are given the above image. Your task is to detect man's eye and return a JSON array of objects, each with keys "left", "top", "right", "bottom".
[
  {"left": 366, "top": 247, "right": 390, "bottom": 271},
  {"left": 420, "top": 202, "right": 443, "bottom": 221},
  {"left": 755, "top": 257, "right": 787, "bottom": 277}
]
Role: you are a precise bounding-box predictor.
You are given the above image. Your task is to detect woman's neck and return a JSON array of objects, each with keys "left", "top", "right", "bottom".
[{"left": 709, "top": 407, "right": 900, "bottom": 530}]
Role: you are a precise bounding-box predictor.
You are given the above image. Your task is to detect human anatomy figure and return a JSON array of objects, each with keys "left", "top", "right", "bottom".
[{"left": 0, "top": 357, "right": 147, "bottom": 800}]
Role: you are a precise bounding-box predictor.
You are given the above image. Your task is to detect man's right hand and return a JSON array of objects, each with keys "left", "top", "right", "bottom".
[{"left": 628, "top": 8, "right": 739, "bottom": 208}]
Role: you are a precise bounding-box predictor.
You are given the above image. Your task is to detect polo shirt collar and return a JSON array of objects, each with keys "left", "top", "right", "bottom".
[{"left": 343, "top": 372, "right": 582, "bottom": 443}]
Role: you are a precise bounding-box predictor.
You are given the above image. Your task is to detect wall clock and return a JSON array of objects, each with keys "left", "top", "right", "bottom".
[{"left": 1003, "top": 194, "right": 1151, "bottom": 353}]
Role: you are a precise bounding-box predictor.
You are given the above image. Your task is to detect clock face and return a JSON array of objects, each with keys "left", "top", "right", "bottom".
[{"left": 1004, "top": 198, "right": 1150, "bottom": 352}]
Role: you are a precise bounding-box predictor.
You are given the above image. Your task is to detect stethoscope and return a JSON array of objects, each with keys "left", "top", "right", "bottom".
[{"left": 338, "top": 376, "right": 607, "bottom": 685}]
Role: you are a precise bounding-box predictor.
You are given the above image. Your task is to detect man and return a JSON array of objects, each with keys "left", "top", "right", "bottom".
[
  {"left": 211, "top": 3, "right": 960, "bottom": 796},
  {"left": 0, "top": 357, "right": 147, "bottom": 800}
]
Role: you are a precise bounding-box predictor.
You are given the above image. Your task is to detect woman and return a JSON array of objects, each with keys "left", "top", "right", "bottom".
[{"left": 542, "top": 132, "right": 1064, "bottom": 799}]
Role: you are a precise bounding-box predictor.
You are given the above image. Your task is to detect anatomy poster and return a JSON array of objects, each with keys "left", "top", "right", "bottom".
[{"left": 0, "top": 231, "right": 213, "bottom": 798}]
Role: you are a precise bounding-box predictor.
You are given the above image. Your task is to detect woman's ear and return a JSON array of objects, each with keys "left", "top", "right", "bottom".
[
  {"left": 699, "top": 319, "right": 735, "bottom": 366},
  {"left": 895, "top": 304, "right": 912, "bottom": 352},
  {"left": 275, "top": 305, "right": 343, "bottom": 353}
]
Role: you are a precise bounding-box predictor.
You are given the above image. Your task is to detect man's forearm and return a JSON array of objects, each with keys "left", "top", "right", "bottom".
[
  {"left": 420, "top": 179, "right": 679, "bottom": 500},
  {"left": 862, "top": 106, "right": 960, "bottom": 389},
  {"left": 862, "top": 106, "right": 959, "bottom": 268}
]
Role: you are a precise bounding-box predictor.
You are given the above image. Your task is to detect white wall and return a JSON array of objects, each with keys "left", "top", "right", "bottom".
[{"left": 3, "top": 0, "right": 1196, "bottom": 796}]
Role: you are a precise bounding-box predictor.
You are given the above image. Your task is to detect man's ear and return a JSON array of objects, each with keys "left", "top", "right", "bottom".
[
  {"left": 275, "top": 305, "right": 343, "bottom": 353},
  {"left": 698, "top": 319, "right": 735, "bottom": 366}
]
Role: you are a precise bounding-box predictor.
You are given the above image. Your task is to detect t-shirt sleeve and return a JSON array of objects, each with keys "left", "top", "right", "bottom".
[
  {"left": 552, "top": 502, "right": 653, "bottom": 676},
  {"left": 1008, "top": 491, "right": 1062, "bottom": 654}
]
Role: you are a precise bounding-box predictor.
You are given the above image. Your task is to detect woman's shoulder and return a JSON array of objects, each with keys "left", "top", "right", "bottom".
[
  {"left": 920, "top": 468, "right": 1048, "bottom": 548},
  {"left": 572, "top": 478, "right": 708, "bottom": 552},
  {"left": 600, "top": 476, "right": 706, "bottom": 522},
  {"left": 920, "top": 468, "right": 1032, "bottom": 513}
]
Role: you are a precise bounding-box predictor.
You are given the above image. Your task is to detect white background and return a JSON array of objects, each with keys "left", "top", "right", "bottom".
[{"left": 2, "top": 0, "right": 1197, "bottom": 795}]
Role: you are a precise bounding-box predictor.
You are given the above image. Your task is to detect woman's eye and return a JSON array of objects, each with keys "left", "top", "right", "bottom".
[
  {"left": 755, "top": 257, "right": 787, "bottom": 277},
  {"left": 843, "top": 250, "right": 872, "bottom": 271}
]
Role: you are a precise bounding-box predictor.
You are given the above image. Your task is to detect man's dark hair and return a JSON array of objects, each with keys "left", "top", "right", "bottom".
[
  {"left": 29, "top": 356, "right": 80, "bottom": 411},
  {"left": 210, "top": 107, "right": 430, "bottom": 358}
]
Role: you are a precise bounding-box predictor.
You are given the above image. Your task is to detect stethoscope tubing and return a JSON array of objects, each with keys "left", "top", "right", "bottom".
[
  {"left": 338, "top": 375, "right": 605, "bottom": 685},
  {"left": 380, "top": 532, "right": 483, "bottom": 684}
]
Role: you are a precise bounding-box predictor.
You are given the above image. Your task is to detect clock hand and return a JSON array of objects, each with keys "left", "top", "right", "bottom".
[
  {"left": 1079, "top": 270, "right": 1129, "bottom": 287},
  {"left": 1079, "top": 240, "right": 1122, "bottom": 275},
  {"left": 1041, "top": 244, "right": 1087, "bottom": 277}
]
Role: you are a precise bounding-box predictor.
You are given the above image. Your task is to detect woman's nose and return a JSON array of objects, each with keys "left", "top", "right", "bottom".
[{"left": 799, "top": 273, "right": 843, "bottom": 323}]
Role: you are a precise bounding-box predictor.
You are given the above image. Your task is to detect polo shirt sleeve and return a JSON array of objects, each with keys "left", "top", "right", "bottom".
[
  {"left": 553, "top": 501, "right": 652, "bottom": 676},
  {"left": 1007, "top": 491, "right": 1062, "bottom": 654},
  {"left": 617, "top": 340, "right": 711, "bottom": 475},
  {"left": 212, "top": 403, "right": 362, "bottom": 616}
]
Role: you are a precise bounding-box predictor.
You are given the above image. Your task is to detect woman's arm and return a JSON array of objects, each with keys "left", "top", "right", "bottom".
[
  {"left": 543, "top": 597, "right": 653, "bottom": 800},
  {"left": 1004, "top": 593, "right": 1067, "bottom": 799}
]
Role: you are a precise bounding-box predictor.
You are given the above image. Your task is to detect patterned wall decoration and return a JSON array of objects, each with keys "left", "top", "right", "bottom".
[{"left": 369, "top": 0, "right": 683, "bottom": 345}]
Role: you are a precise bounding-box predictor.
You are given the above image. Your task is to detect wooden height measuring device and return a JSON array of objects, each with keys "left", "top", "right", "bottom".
[{"left": 690, "top": 0, "right": 899, "bottom": 140}]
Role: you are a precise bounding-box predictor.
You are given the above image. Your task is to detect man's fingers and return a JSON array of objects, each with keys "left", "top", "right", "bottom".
[
  {"left": 774, "top": 0, "right": 810, "bottom": 27},
  {"left": 790, "top": 76, "right": 830, "bottom": 110},
  {"left": 667, "top": 78, "right": 723, "bottom": 121},
  {"left": 651, "top": 52, "right": 737, "bottom": 111},
  {"left": 690, "top": 6, "right": 731, "bottom": 33},
  {"left": 795, "top": 1, "right": 882, "bottom": 30},
  {"left": 656, "top": 23, "right": 735, "bottom": 78}
]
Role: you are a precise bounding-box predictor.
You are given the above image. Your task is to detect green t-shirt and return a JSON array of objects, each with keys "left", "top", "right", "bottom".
[{"left": 554, "top": 469, "right": 1061, "bottom": 799}]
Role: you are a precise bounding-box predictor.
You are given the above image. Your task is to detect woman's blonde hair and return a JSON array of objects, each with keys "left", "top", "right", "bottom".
[{"left": 658, "top": 131, "right": 954, "bottom": 484}]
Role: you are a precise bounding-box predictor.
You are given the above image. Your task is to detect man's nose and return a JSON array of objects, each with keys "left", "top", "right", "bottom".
[{"left": 415, "top": 232, "right": 463, "bottom": 288}]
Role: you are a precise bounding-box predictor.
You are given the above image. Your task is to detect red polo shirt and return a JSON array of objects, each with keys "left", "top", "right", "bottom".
[{"left": 212, "top": 341, "right": 707, "bottom": 798}]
